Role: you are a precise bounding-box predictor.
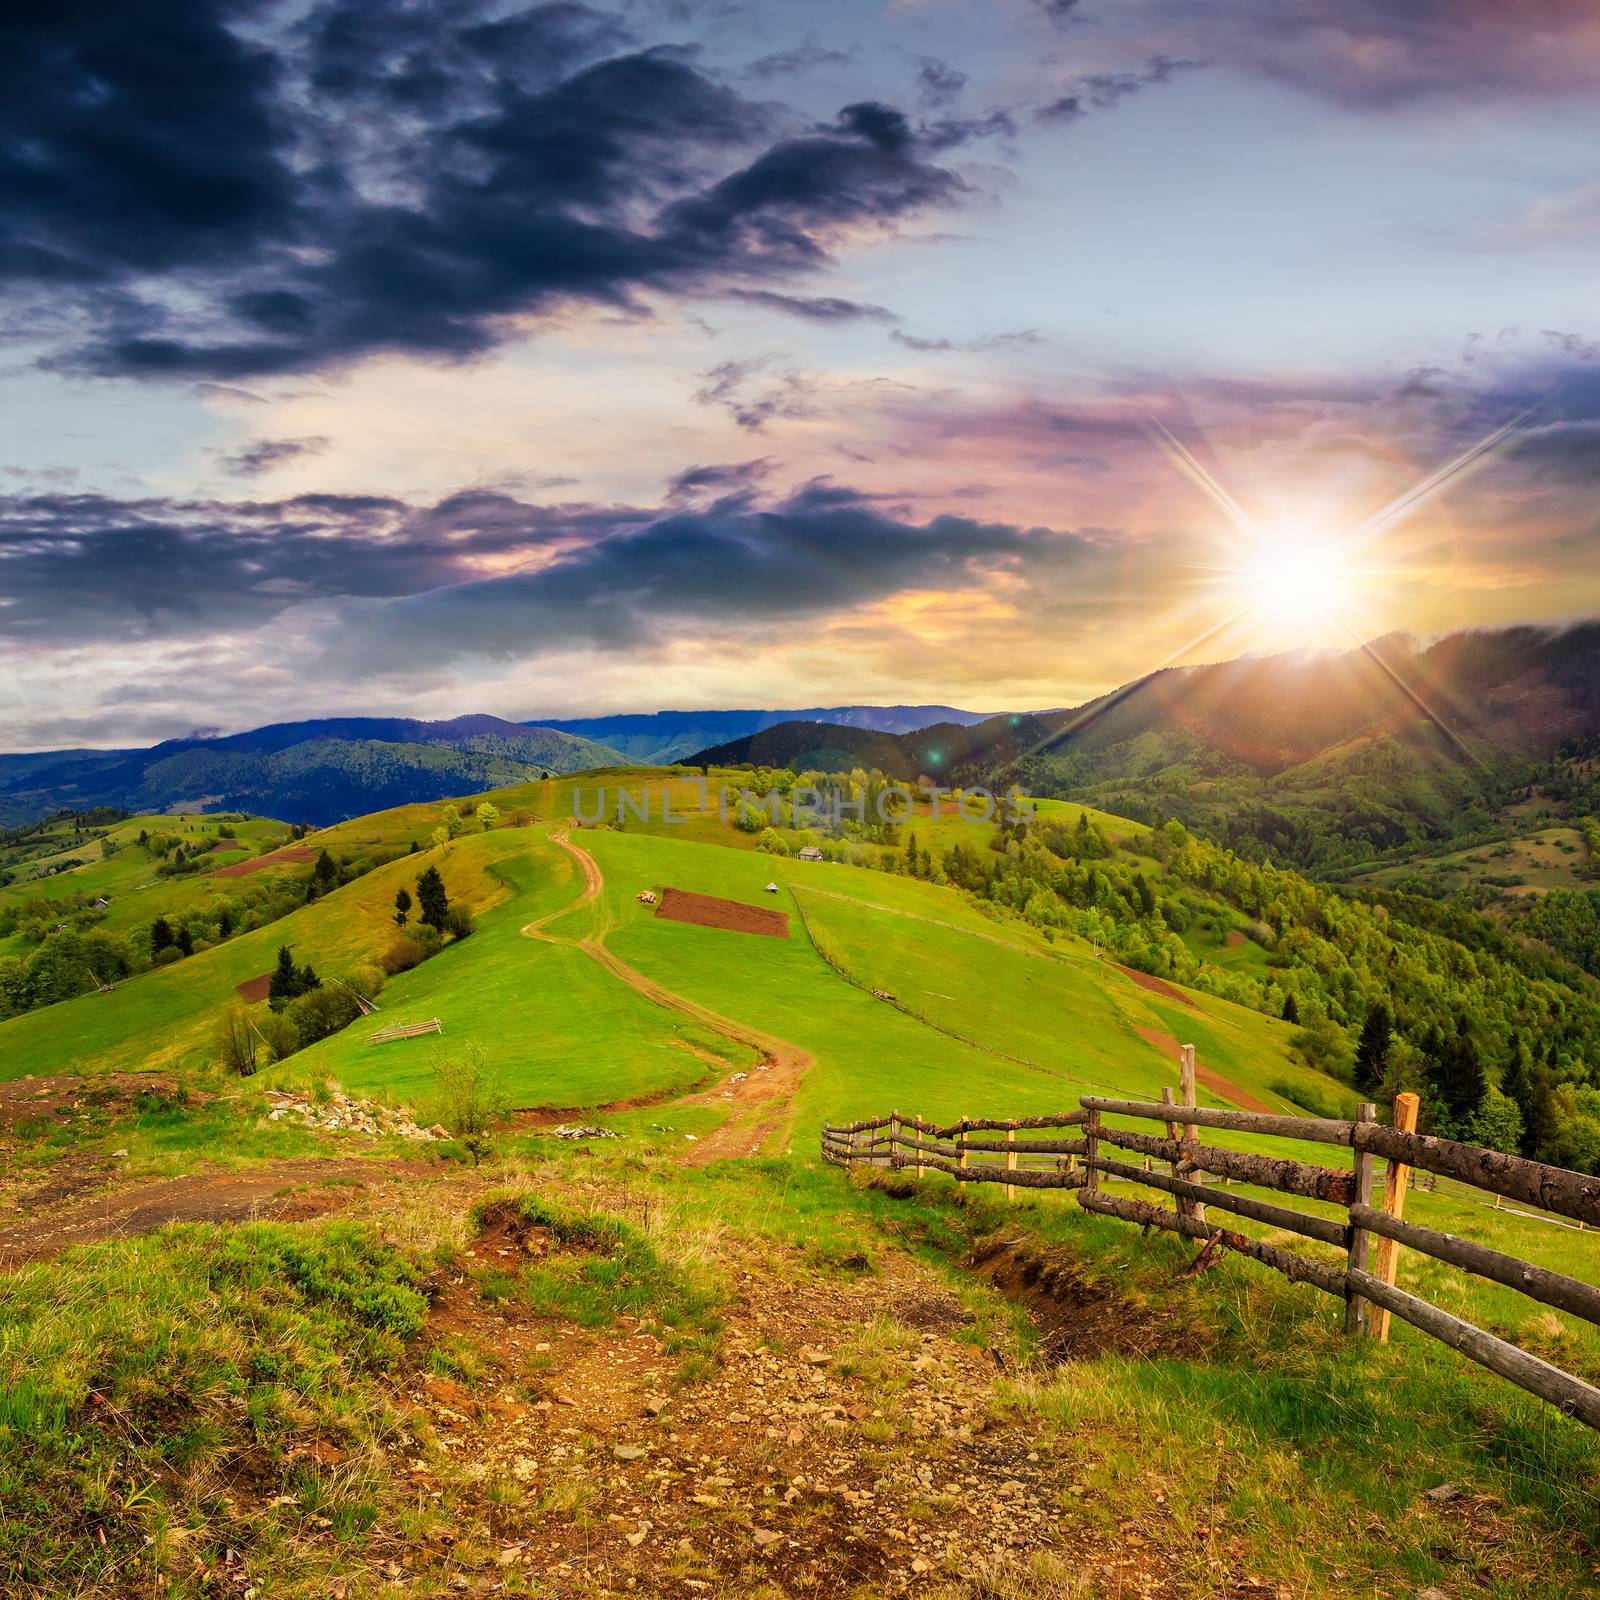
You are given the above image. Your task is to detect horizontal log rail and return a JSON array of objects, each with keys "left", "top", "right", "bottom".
[
  {"left": 1078, "top": 1189, "right": 1346, "bottom": 1297},
  {"left": 824, "top": 1075, "right": 1600, "bottom": 1433},
  {"left": 1349, "top": 1203, "right": 1600, "bottom": 1327},
  {"left": 1094, "top": 1124, "right": 1353, "bottom": 1204},
  {"left": 1079, "top": 1096, "right": 1352, "bottom": 1146},
  {"left": 890, "top": 1152, "right": 1086, "bottom": 1190},
  {"left": 1347, "top": 1269, "right": 1600, "bottom": 1431},
  {"left": 1353, "top": 1124, "right": 1600, "bottom": 1229},
  {"left": 1090, "top": 1154, "right": 1347, "bottom": 1246}
]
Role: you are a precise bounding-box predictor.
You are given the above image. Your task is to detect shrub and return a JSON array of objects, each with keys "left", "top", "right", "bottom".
[
  {"left": 443, "top": 904, "right": 474, "bottom": 941},
  {"left": 380, "top": 936, "right": 427, "bottom": 975},
  {"left": 286, "top": 985, "right": 362, "bottom": 1047},
  {"left": 213, "top": 1004, "right": 259, "bottom": 1076},
  {"left": 256, "top": 1010, "right": 300, "bottom": 1063},
  {"left": 430, "top": 1045, "right": 508, "bottom": 1165},
  {"left": 348, "top": 963, "right": 386, "bottom": 1002}
]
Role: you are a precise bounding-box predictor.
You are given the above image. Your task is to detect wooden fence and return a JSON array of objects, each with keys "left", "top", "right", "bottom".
[
  {"left": 822, "top": 1062, "right": 1600, "bottom": 1432},
  {"left": 369, "top": 1017, "right": 443, "bottom": 1044}
]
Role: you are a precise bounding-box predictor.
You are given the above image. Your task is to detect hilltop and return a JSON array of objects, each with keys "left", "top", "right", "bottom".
[{"left": 3, "top": 772, "right": 1599, "bottom": 1596}]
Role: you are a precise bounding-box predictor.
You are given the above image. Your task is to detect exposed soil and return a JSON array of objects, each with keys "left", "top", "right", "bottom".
[
  {"left": 1135, "top": 1027, "right": 1274, "bottom": 1115},
  {"left": 966, "top": 1232, "right": 1205, "bottom": 1366},
  {"left": 655, "top": 886, "right": 791, "bottom": 939},
  {"left": 0, "top": 1071, "right": 193, "bottom": 1133},
  {"left": 0, "top": 1157, "right": 434, "bottom": 1265},
  {"left": 382, "top": 1200, "right": 1190, "bottom": 1599},
  {"left": 214, "top": 843, "right": 316, "bottom": 877},
  {"left": 1224, "top": 930, "right": 1246, "bottom": 948},
  {"left": 236, "top": 971, "right": 273, "bottom": 1002},
  {"left": 1115, "top": 962, "right": 1198, "bottom": 1009}
]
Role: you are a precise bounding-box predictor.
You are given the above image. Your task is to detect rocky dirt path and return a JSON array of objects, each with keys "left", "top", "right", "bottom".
[
  {"left": 386, "top": 1199, "right": 1192, "bottom": 1599},
  {"left": 0, "top": 1156, "right": 434, "bottom": 1265},
  {"left": 522, "top": 829, "right": 815, "bottom": 1163}
]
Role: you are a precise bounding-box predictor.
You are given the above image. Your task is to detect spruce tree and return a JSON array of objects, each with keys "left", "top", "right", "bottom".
[
  {"left": 416, "top": 865, "right": 450, "bottom": 929},
  {"left": 268, "top": 945, "right": 298, "bottom": 1010},
  {"left": 150, "top": 916, "right": 174, "bottom": 955},
  {"left": 394, "top": 887, "right": 412, "bottom": 927},
  {"left": 1281, "top": 991, "right": 1299, "bottom": 1024},
  {"left": 1354, "top": 1002, "right": 1392, "bottom": 1095}
]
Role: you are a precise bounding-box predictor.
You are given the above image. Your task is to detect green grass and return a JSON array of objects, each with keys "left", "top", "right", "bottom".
[{"left": 0, "top": 1219, "right": 430, "bottom": 1596}]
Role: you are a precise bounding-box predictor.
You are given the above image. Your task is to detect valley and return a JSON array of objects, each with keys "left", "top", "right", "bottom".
[{"left": 4, "top": 770, "right": 1599, "bottom": 1597}]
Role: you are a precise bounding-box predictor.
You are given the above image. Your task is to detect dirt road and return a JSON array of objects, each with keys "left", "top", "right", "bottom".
[{"left": 522, "top": 829, "right": 813, "bottom": 1162}]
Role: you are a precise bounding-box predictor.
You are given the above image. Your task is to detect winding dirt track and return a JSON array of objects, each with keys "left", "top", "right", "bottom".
[{"left": 521, "top": 830, "right": 813, "bottom": 1163}]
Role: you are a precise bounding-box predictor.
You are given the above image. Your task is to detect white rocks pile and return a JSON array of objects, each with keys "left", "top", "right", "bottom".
[
  {"left": 265, "top": 1087, "right": 446, "bottom": 1141},
  {"left": 547, "top": 1123, "right": 621, "bottom": 1140}
]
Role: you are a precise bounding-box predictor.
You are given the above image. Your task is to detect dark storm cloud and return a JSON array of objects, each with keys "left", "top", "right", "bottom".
[
  {"left": 0, "top": 3, "right": 987, "bottom": 381},
  {"left": 916, "top": 59, "right": 967, "bottom": 107},
  {"left": 316, "top": 482, "right": 1077, "bottom": 672},
  {"left": 0, "top": 486, "right": 630, "bottom": 643},
  {"left": 0, "top": 478, "right": 1084, "bottom": 670},
  {"left": 219, "top": 435, "right": 331, "bottom": 475},
  {"left": 664, "top": 458, "right": 773, "bottom": 503}
]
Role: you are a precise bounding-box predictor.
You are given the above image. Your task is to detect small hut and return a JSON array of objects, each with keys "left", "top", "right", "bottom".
[
  {"left": 797, "top": 845, "right": 824, "bottom": 862},
  {"left": 765, "top": 881, "right": 779, "bottom": 894}
]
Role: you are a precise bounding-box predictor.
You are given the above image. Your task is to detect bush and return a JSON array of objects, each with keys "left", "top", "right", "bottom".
[
  {"left": 348, "top": 963, "right": 386, "bottom": 1002},
  {"left": 380, "top": 936, "right": 427, "bottom": 975},
  {"left": 286, "top": 985, "right": 362, "bottom": 1047},
  {"left": 256, "top": 1010, "right": 300, "bottom": 1063},
  {"left": 430, "top": 1044, "right": 508, "bottom": 1165},
  {"left": 213, "top": 1004, "right": 259, "bottom": 1076},
  {"left": 443, "top": 904, "right": 474, "bottom": 941}
]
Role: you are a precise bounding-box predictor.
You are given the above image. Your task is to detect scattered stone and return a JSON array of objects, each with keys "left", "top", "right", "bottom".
[
  {"left": 614, "top": 1443, "right": 647, "bottom": 1460},
  {"left": 265, "top": 1088, "right": 437, "bottom": 1141},
  {"left": 752, "top": 1529, "right": 781, "bottom": 1547},
  {"left": 549, "top": 1124, "right": 620, "bottom": 1140},
  {"left": 1425, "top": 1483, "right": 1462, "bottom": 1502}
]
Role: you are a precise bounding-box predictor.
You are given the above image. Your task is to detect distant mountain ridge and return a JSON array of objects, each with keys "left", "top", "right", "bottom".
[
  {"left": 0, "top": 717, "right": 626, "bottom": 827},
  {"left": 687, "top": 623, "right": 1600, "bottom": 872},
  {"left": 0, "top": 706, "right": 990, "bottom": 826},
  {"left": 531, "top": 705, "right": 990, "bottom": 765}
]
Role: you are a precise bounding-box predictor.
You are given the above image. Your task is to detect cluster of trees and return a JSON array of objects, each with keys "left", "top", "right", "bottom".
[
  {"left": 785, "top": 772, "right": 1600, "bottom": 1170},
  {"left": 211, "top": 863, "right": 472, "bottom": 1074},
  {"left": 0, "top": 836, "right": 406, "bottom": 1024},
  {"left": 214, "top": 948, "right": 382, "bottom": 1076}
]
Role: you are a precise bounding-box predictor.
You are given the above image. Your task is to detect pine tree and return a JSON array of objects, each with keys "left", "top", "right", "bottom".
[
  {"left": 1281, "top": 991, "right": 1299, "bottom": 1024},
  {"left": 150, "top": 916, "right": 174, "bottom": 954},
  {"left": 314, "top": 848, "right": 338, "bottom": 887},
  {"left": 904, "top": 831, "right": 919, "bottom": 875},
  {"left": 1134, "top": 873, "right": 1156, "bottom": 917},
  {"left": 1354, "top": 1001, "right": 1392, "bottom": 1095},
  {"left": 416, "top": 865, "right": 449, "bottom": 929},
  {"left": 1427, "top": 1025, "right": 1487, "bottom": 1128},
  {"left": 394, "top": 887, "right": 412, "bottom": 927},
  {"left": 268, "top": 945, "right": 298, "bottom": 1010},
  {"left": 176, "top": 925, "right": 194, "bottom": 958}
]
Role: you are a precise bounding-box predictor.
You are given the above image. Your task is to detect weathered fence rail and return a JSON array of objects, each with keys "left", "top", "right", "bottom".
[
  {"left": 369, "top": 1017, "right": 443, "bottom": 1044},
  {"left": 822, "top": 1054, "right": 1600, "bottom": 1432}
]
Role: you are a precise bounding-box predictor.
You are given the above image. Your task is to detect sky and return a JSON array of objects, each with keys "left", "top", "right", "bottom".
[{"left": 3, "top": 0, "right": 1600, "bottom": 749}]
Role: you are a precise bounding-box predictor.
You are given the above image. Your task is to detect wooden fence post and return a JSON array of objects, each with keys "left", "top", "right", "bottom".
[
  {"left": 1346, "top": 1103, "right": 1377, "bottom": 1335},
  {"left": 890, "top": 1110, "right": 899, "bottom": 1173},
  {"left": 1370, "top": 1091, "right": 1420, "bottom": 1343},
  {"left": 1161, "top": 1086, "right": 1190, "bottom": 1219},
  {"left": 1180, "top": 1045, "right": 1205, "bottom": 1225},
  {"left": 916, "top": 1114, "right": 925, "bottom": 1182},
  {"left": 1082, "top": 1108, "right": 1101, "bottom": 1195},
  {"left": 959, "top": 1120, "right": 969, "bottom": 1172},
  {"left": 1006, "top": 1126, "right": 1017, "bottom": 1204}
]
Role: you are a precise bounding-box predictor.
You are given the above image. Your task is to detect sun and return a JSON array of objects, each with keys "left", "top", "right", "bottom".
[{"left": 1235, "top": 537, "right": 1357, "bottom": 633}]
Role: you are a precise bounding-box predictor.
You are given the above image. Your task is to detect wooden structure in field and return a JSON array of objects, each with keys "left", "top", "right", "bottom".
[{"left": 370, "top": 1017, "right": 442, "bottom": 1044}]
